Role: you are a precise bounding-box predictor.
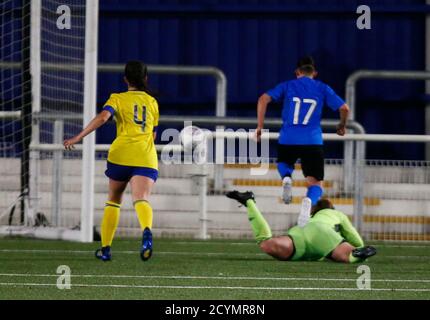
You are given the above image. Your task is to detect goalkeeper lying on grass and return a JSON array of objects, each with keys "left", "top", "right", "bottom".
[{"left": 226, "top": 191, "right": 376, "bottom": 263}]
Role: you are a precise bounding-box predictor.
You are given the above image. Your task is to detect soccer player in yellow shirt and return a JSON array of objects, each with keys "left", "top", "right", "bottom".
[{"left": 64, "top": 61, "right": 159, "bottom": 262}]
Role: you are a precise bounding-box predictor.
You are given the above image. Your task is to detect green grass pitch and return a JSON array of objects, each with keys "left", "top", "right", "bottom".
[{"left": 0, "top": 238, "right": 429, "bottom": 300}]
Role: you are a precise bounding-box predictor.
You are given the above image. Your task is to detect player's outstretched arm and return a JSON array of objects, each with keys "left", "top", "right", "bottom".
[
  {"left": 336, "top": 104, "right": 350, "bottom": 136},
  {"left": 256, "top": 93, "right": 272, "bottom": 141},
  {"left": 339, "top": 211, "right": 364, "bottom": 248},
  {"left": 63, "top": 110, "right": 112, "bottom": 150}
]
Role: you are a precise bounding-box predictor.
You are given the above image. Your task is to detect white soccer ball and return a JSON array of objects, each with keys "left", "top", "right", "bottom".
[{"left": 179, "top": 125, "right": 205, "bottom": 150}]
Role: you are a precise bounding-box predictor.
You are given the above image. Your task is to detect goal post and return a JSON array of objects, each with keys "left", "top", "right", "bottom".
[
  {"left": 80, "top": 0, "right": 99, "bottom": 243},
  {"left": 0, "top": 0, "right": 99, "bottom": 242},
  {"left": 28, "top": 0, "right": 41, "bottom": 229}
]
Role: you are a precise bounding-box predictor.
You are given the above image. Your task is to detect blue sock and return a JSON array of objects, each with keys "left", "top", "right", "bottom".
[
  {"left": 277, "top": 162, "right": 294, "bottom": 179},
  {"left": 307, "top": 185, "right": 323, "bottom": 205}
]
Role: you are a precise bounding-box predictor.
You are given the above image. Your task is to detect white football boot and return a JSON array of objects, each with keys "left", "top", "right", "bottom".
[
  {"left": 298, "top": 197, "right": 312, "bottom": 227},
  {"left": 282, "top": 176, "right": 293, "bottom": 204}
]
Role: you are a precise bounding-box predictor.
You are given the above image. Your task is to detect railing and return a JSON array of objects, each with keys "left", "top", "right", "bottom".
[
  {"left": 344, "top": 70, "right": 430, "bottom": 192},
  {"left": 346, "top": 70, "right": 430, "bottom": 120},
  {"left": 1, "top": 110, "right": 366, "bottom": 195},
  {"left": 0, "top": 61, "right": 227, "bottom": 119}
]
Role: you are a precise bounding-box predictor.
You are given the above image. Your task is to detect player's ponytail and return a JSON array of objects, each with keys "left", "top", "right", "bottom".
[{"left": 125, "top": 60, "right": 149, "bottom": 92}]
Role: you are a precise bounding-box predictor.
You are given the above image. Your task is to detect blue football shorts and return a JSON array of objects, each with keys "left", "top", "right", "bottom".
[{"left": 105, "top": 161, "right": 158, "bottom": 182}]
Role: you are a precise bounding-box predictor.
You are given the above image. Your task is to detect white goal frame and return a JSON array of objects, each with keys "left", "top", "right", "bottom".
[
  {"left": 21, "top": 0, "right": 99, "bottom": 243},
  {"left": 80, "top": 0, "right": 99, "bottom": 242}
]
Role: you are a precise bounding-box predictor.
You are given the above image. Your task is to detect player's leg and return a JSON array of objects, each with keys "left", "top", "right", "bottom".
[
  {"left": 330, "top": 242, "right": 355, "bottom": 263},
  {"left": 330, "top": 242, "right": 377, "bottom": 263},
  {"left": 226, "top": 191, "right": 272, "bottom": 242},
  {"left": 226, "top": 191, "right": 295, "bottom": 260},
  {"left": 301, "top": 146, "right": 324, "bottom": 205},
  {"left": 131, "top": 175, "right": 154, "bottom": 230},
  {"left": 277, "top": 144, "right": 298, "bottom": 204},
  {"left": 102, "top": 178, "right": 127, "bottom": 243},
  {"left": 130, "top": 168, "right": 158, "bottom": 261},
  {"left": 306, "top": 176, "right": 323, "bottom": 205},
  {"left": 96, "top": 164, "right": 129, "bottom": 261},
  {"left": 259, "top": 236, "right": 295, "bottom": 261}
]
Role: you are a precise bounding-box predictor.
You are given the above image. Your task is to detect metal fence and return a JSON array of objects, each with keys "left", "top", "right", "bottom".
[
  {"left": 359, "top": 159, "right": 430, "bottom": 241},
  {"left": 0, "top": 62, "right": 227, "bottom": 120},
  {"left": 343, "top": 69, "right": 430, "bottom": 190}
]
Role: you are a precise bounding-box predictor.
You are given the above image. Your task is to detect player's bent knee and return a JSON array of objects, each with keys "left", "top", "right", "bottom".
[
  {"left": 259, "top": 239, "right": 274, "bottom": 254},
  {"left": 259, "top": 237, "right": 294, "bottom": 261},
  {"left": 132, "top": 193, "right": 150, "bottom": 202},
  {"left": 131, "top": 188, "right": 151, "bottom": 202},
  {"left": 331, "top": 242, "right": 354, "bottom": 263},
  {"left": 259, "top": 239, "right": 283, "bottom": 259},
  {"left": 108, "top": 193, "right": 123, "bottom": 205}
]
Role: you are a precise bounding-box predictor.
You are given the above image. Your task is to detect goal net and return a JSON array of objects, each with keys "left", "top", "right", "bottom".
[{"left": 0, "top": 0, "right": 98, "bottom": 242}]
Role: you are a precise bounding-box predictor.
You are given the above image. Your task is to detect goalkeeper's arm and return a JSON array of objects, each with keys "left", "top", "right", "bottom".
[{"left": 339, "top": 212, "right": 364, "bottom": 248}]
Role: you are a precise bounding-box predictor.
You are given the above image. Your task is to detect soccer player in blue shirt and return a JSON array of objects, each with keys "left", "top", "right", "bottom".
[{"left": 255, "top": 56, "right": 350, "bottom": 205}]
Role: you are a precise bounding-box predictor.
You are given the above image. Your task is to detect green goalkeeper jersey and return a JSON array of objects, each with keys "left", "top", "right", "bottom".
[{"left": 287, "top": 209, "right": 364, "bottom": 261}]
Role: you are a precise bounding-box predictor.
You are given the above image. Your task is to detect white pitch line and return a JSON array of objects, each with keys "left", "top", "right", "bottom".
[
  {"left": 382, "top": 255, "right": 430, "bottom": 259},
  {"left": 0, "top": 249, "right": 266, "bottom": 257},
  {"left": 0, "top": 249, "right": 428, "bottom": 259},
  {"left": 0, "top": 273, "right": 429, "bottom": 283},
  {"left": 0, "top": 282, "right": 429, "bottom": 292},
  {"left": 174, "top": 242, "right": 430, "bottom": 249},
  {"left": 369, "top": 244, "right": 430, "bottom": 248}
]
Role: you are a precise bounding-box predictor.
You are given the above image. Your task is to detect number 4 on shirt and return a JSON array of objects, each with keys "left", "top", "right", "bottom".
[
  {"left": 292, "top": 97, "right": 317, "bottom": 125},
  {"left": 133, "top": 105, "right": 147, "bottom": 131}
]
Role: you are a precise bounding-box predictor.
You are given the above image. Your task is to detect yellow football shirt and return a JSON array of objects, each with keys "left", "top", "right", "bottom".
[{"left": 103, "top": 91, "right": 159, "bottom": 169}]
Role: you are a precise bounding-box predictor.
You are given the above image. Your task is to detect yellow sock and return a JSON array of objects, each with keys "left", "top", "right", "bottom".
[
  {"left": 134, "top": 200, "right": 153, "bottom": 230},
  {"left": 101, "top": 201, "right": 121, "bottom": 247}
]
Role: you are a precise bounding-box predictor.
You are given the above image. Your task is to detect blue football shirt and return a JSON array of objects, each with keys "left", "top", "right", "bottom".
[{"left": 266, "top": 77, "right": 345, "bottom": 145}]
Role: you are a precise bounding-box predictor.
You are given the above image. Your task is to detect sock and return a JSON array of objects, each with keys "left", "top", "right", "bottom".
[
  {"left": 277, "top": 162, "right": 294, "bottom": 180},
  {"left": 101, "top": 201, "right": 121, "bottom": 247},
  {"left": 306, "top": 185, "right": 323, "bottom": 205},
  {"left": 246, "top": 199, "right": 272, "bottom": 244},
  {"left": 349, "top": 252, "right": 364, "bottom": 263},
  {"left": 134, "top": 200, "right": 153, "bottom": 230}
]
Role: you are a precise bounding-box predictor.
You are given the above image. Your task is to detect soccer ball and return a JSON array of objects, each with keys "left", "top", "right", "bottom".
[{"left": 179, "top": 125, "right": 205, "bottom": 150}]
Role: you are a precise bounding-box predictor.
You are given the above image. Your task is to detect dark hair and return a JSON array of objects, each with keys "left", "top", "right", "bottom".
[
  {"left": 297, "top": 55, "right": 316, "bottom": 74},
  {"left": 310, "top": 198, "right": 334, "bottom": 217},
  {"left": 125, "top": 60, "right": 148, "bottom": 91}
]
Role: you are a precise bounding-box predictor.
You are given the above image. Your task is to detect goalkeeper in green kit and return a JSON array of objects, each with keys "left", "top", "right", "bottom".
[{"left": 226, "top": 191, "right": 376, "bottom": 263}]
